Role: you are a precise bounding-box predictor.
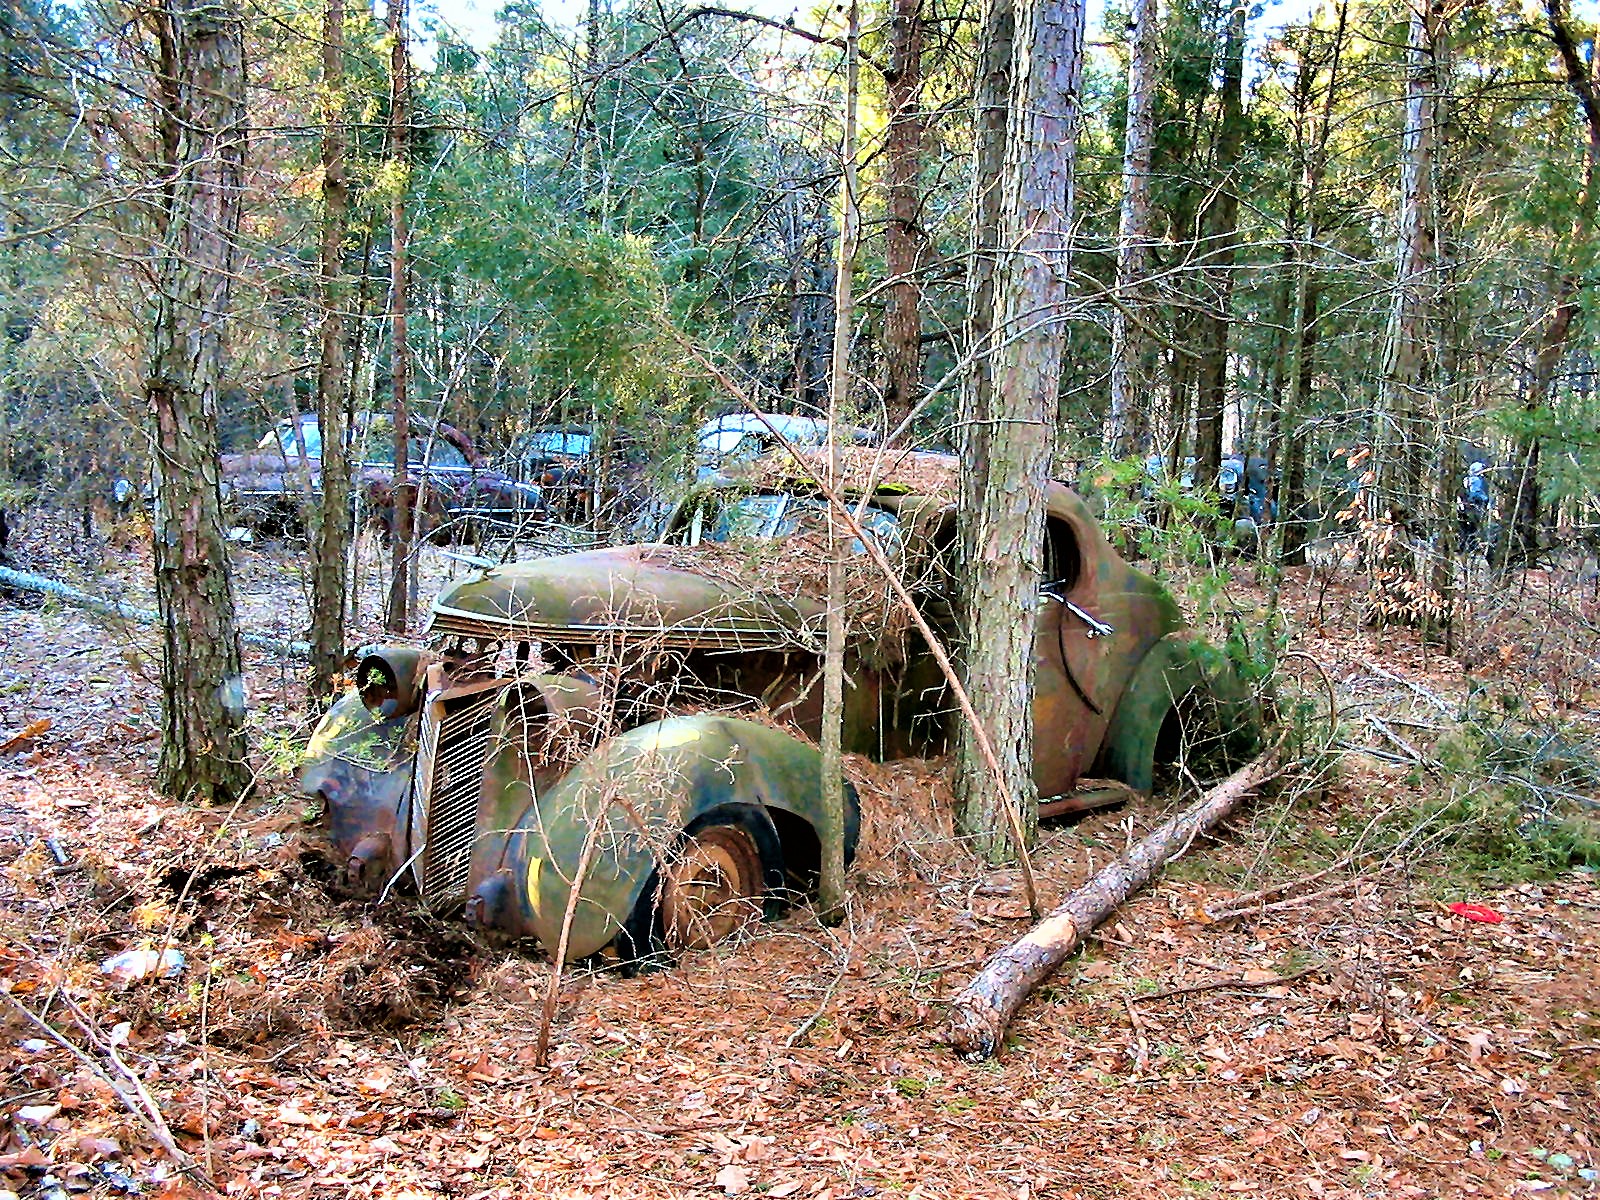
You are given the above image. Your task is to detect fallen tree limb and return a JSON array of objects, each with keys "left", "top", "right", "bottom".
[
  {"left": 0, "top": 564, "right": 308, "bottom": 660},
  {"left": 944, "top": 747, "right": 1282, "bottom": 1059}
]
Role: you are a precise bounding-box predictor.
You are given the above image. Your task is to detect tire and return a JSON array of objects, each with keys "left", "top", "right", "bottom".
[{"left": 615, "top": 805, "right": 783, "bottom": 972}]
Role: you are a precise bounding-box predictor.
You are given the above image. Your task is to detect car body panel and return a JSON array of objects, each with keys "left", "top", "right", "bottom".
[{"left": 479, "top": 714, "right": 858, "bottom": 957}]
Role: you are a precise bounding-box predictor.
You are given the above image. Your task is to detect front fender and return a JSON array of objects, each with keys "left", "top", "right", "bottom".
[
  {"left": 300, "top": 690, "right": 416, "bottom": 870},
  {"left": 1095, "top": 632, "right": 1259, "bottom": 793},
  {"left": 486, "top": 715, "right": 858, "bottom": 957}
]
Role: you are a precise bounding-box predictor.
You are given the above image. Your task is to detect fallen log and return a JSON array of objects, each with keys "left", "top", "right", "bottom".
[
  {"left": 0, "top": 564, "right": 308, "bottom": 660},
  {"left": 945, "top": 747, "right": 1282, "bottom": 1059}
]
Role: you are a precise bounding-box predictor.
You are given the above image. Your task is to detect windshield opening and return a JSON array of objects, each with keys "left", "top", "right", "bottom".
[
  {"left": 260, "top": 420, "right": 322, "bottom": 461},
  {"left": 685, "top": 492, "right": 901, "bottom": 557}
]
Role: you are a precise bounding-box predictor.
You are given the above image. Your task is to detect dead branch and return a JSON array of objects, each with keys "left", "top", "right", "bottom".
[
  {"left": 944, "top": 747, "right": 1282, "bottom": 1059},
  {"left": 3, "top": 989, "right": 210, "bottom": 1187},
  {"left": 1361, "top": 659, "right": 1455, "bottom": 715},
  {"left": 1128, "top": 962, "right": 1322, "bottom": 1007},
  {"left": 1367, "top": 714, "right": 1436, "bottom": 769}
]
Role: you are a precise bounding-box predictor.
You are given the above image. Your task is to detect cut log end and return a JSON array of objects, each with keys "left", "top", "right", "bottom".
[{"left": 946, "top": 1002, "right": 1004, "bottom": 1060}]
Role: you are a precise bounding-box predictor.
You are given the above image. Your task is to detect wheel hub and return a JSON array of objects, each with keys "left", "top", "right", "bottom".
[{"left": 660, "top": 825, "right": 763, "bottom": 950}]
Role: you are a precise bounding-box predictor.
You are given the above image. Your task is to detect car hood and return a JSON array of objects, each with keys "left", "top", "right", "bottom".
[{"left": 427, "top": 545, "right": 823, "bottom": 650}]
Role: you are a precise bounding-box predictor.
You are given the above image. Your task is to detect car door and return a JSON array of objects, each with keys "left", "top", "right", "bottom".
[{"left": 1030, "top": 509, "right": 1117, "bottom": 800}]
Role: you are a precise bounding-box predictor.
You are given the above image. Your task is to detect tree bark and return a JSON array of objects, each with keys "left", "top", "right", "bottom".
[
  {"left": 946, "top": 747, "right": 1281, "bottom": 1058},
  {"left": 145, "top": 0, "right": 251, "bottom": 805},
  {"left": 1191, "top": 0, "right": 1244, "bottom": 486},
  {"left": 1509, "top": 0, "right": 1600, "bottom": 563},
  {"left": 882, "top": 0, "right": 926, "bottom": 426},
  {"left": 385, "top": 0, "right": 413, "bottom": 634},
  {"left": 1378, "top": 0, "right": 1437, "bottom": 536},
  {"left": 818, "top": 0, "right": 860, "bottom": 922},
  {"left": 955, "top": 0, "right": 1085, "bottom": 861},
  {"left": 1104, "top": 0, "right": 1158, "bottom": 458},
  {"left": 309, "top": 0, "right": 351, "bottom": 698}
]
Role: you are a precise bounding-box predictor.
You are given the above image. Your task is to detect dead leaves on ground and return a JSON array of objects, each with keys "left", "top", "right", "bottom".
[{"left": 2, "top": 544, "right": 1599, "bottom": 1198}]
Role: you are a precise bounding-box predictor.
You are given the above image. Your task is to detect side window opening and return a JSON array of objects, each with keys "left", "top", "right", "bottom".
[{"left": 1043, "top": 516, "right": 1081, "bottom": 593}]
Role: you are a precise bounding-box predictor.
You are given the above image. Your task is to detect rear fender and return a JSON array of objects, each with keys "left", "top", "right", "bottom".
[
  {"left": 1095, "top": 632, "right": 1259, "bottom": 793},
  {"left": 482, "top": 715, "right": 859, "bottom": 957}
]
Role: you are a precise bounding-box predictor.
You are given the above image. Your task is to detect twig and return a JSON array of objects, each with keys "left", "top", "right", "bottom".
[
  {"left": 1123, "top": 995, "right": 1150, "bottom": 1076},
  {"left": 1278, "top": 650, "right": 1339, "bottom": 748},
  {"left": 1208, "top": 803, "right": 1452, "bottom": 921},
  {"left": 200, "top": 962, "right": 214, "bottom": 1178},
  {"left": 2, "top": 990, "right": 208, "bottom": 1186},
  {"left": 1209, "top": 872, "right": 1369, "bottom": 919},
  {"left": 1367, "top": 715, "right": 1436, "bottom": 770},
  {"left": 1212, "top": 854, "right": 1359, "bottom": 912},
  {"left": 1127, "top": 963, "right": 1323, "bottom": 1007},
  {"left": 785, "top": 921, "right": 853, "bottom": 1050},
  {"left": 1361, "top": 659, "right": 1455, "bottom": 715},
  {"left": 535, "top": 814, "right": 606, "bottom": 1068}
]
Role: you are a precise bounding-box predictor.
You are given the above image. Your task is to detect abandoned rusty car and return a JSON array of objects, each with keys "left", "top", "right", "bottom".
[{"left": 301, "top": 448, "right": 1256, "bottom": 963}]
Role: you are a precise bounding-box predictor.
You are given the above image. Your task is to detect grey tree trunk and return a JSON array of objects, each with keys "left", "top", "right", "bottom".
[
  {"left": 1104, "top": 0, "right": 1158, "bottom": 458},
  {"left": 818, "top": 0, "right": 861, "bottom": 922},
  {"left": 1378, "top": 0, "right": 1437, "bottom": 534},
  {"left": 955, "top": 0, "right": 1086, "bottom": 861},
  {"left": 882, "top": 0, "right": 926, "bottom": 425},
  {"left": 310, "top": 0, "right": 351, "bottom": 698},
  {"left": 145, "top": 0, "right": 251, "bottom": 805},
  {"left": 385, "top": 0, "right": 413, "bottom": 634}
]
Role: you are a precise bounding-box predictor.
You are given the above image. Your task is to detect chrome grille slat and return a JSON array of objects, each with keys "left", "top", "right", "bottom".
[{"left": 415, "top": 688, "right": 502, "bottom": 907}]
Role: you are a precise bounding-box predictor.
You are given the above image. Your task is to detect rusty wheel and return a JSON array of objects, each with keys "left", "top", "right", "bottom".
[{"left": 659, "top": 824, "right": 765, "bottom": 951}]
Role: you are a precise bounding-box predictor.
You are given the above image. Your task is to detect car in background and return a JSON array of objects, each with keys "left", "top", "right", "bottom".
[
  {"left": 695, "top": 412, "right": 877, "bottom": 480},
  {"left": 221, "top": 413, "right": 542, "bottom": 540},
  {"left": 514, "top": 425, "right": 593, "bottom": 481},
  {"left": 508, "top": 425, "right": 598, "bottom": 522}
]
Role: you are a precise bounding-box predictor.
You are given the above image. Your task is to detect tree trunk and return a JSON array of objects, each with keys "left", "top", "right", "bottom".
[
  {"left": 309, "top": 0, "right": 350, "bottom": 699},
  {"left": 1104, "top": 0, "right": 1158, "bottom": 458},
  {"left": 1378, "top": 0, "right": 1437, "bottom": 537},
  {"left": 1510, "top": 0, "right": 1600, "bottom": 563},
  {"left": 1277, "top": 278, "right": 1319, "bottom": 567},
  {"left": 1191, "top": 0, "right": 1244, "bottom": 486},
  {"left": 946, "top": 747, "right": 1281, "bottom": 1058},
  {"left": 818, "top": 0, "right": 861, "bottom": 922},
  {"left": 1267, "top": 1, "right": 1348, "bottom": 585},
  {"left": 956, "top": 0, "right": 1085, "bottom": 861},
  {"left": 145, "top": 0, "right": 251, "bottom": 805},
  {"left": 882, "top": 0, "right": 926, "bottom": 426},
  {"left": 955, "top": 0, "right": 1017, "bottom": 861},
  {"left": 385, "top": 0, "right": 413, "bottom": 634}
]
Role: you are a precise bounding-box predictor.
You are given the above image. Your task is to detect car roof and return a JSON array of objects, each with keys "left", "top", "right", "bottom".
[{"left": 697, "top": 412, "right": 875, "bottom": 446}]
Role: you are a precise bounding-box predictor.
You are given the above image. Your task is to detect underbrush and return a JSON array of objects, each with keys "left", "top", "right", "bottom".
[
  {"left": 1171, "top": 713, "right": 1600, "bottom": 902},
  {"left": 1424, "top": 719, "right": 1600, "bottom": 885}
]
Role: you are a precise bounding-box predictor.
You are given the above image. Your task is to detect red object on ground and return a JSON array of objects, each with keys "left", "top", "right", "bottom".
[{"left": 1447, "top": 902, "right": 1504, "bottom": 924}]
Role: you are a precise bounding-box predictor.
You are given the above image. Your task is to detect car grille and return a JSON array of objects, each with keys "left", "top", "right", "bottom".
[{"left": 415, "top": 686, "right": 503, "bottom": 907}]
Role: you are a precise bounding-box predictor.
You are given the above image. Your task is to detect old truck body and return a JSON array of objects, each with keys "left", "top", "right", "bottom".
[{"left": 302, "top": 449, "right": 1255, "bottom": 962}]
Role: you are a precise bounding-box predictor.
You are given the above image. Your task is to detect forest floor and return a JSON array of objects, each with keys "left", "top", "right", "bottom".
[{"left": 0, "top": 513, "right": 1597, "bottom": 1199}]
